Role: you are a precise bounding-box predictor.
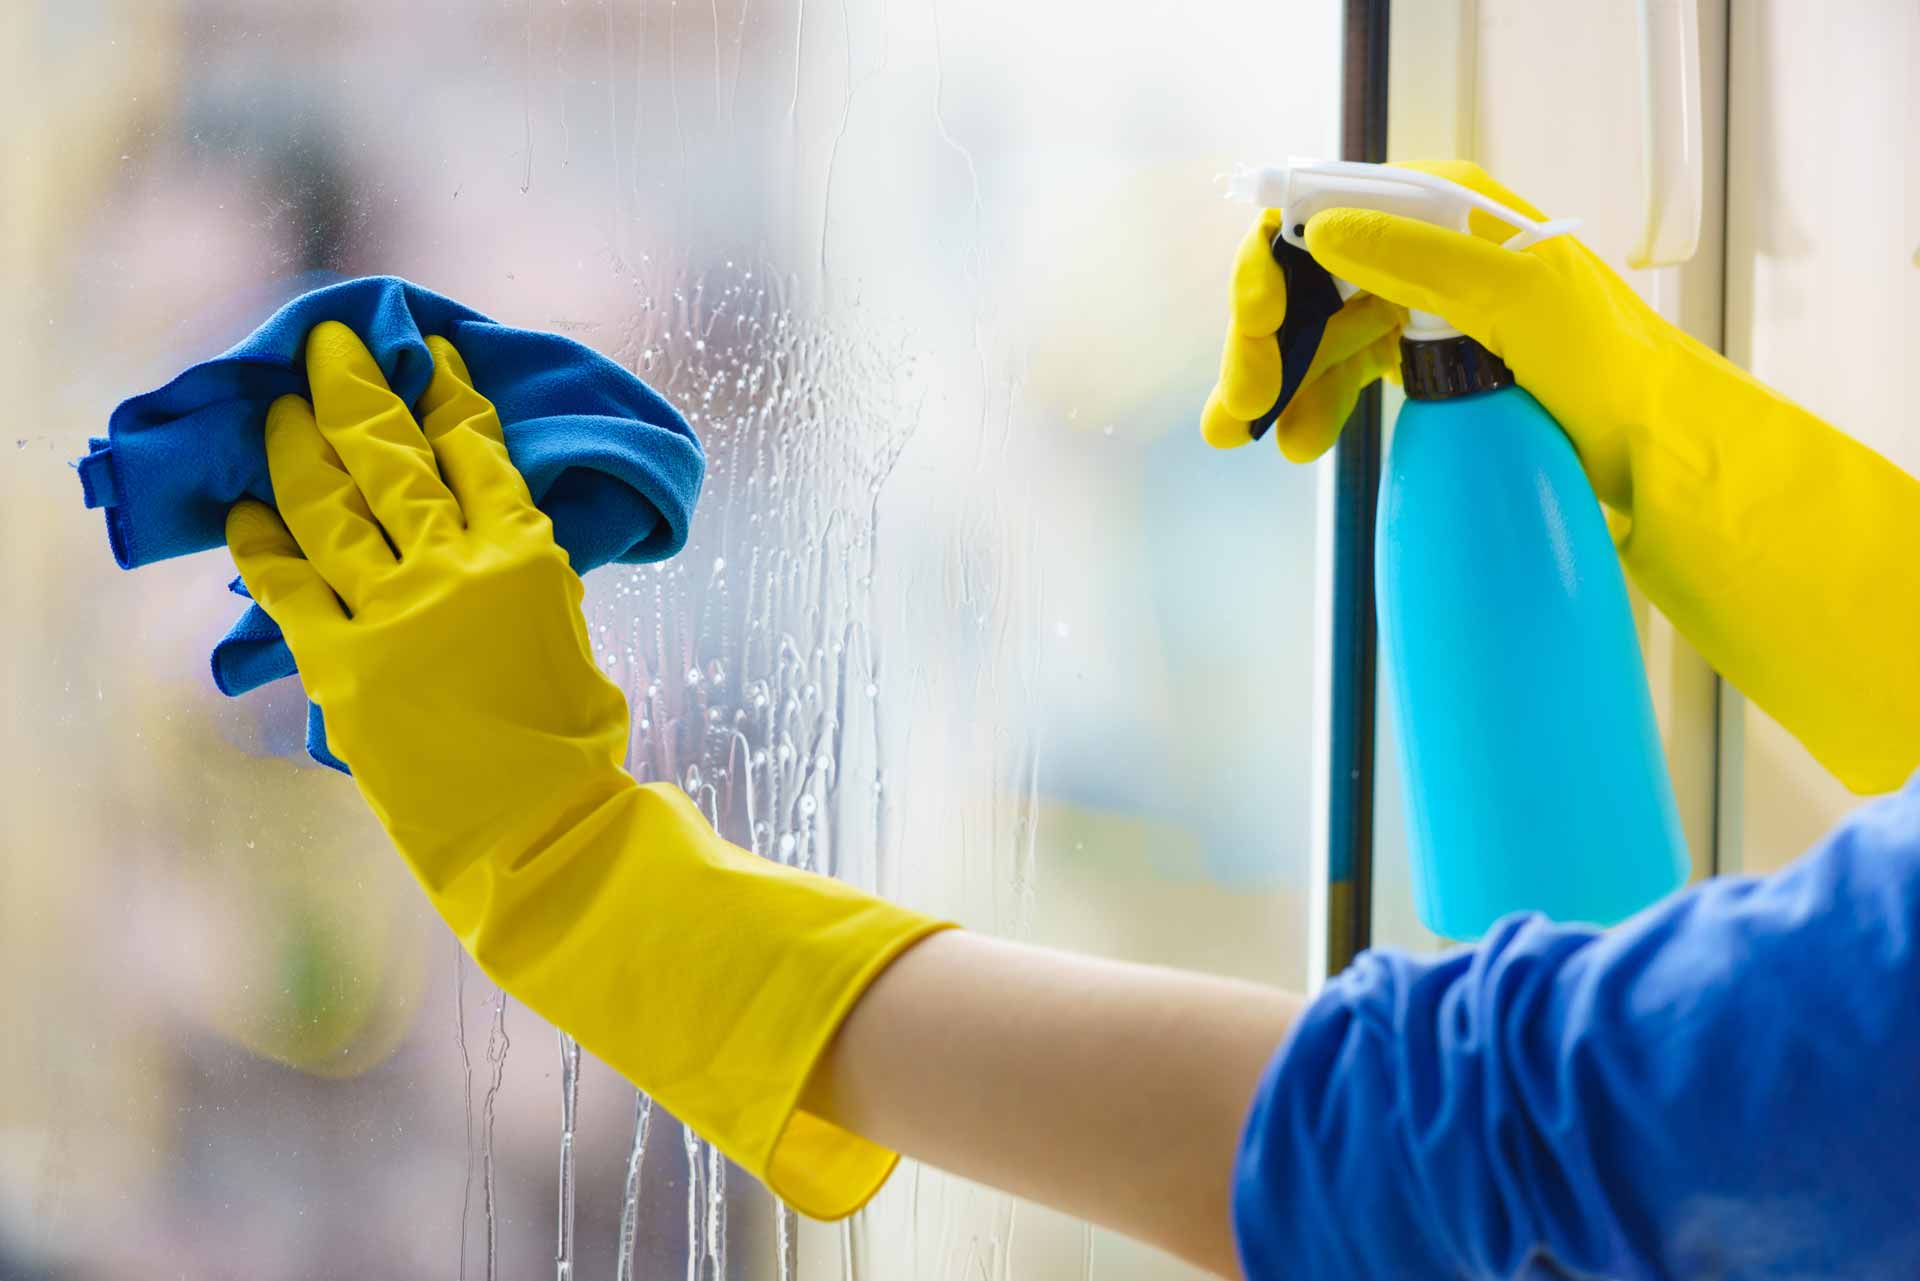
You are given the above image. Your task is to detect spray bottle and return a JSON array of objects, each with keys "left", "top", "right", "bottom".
[{"left": 1227, "top": 159, "right": 1686, "bottom": 941}]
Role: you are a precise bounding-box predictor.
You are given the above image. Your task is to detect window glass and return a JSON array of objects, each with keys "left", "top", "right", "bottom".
[{"left": 3, "top": 2, "right": 1340, "bottom": 1275}]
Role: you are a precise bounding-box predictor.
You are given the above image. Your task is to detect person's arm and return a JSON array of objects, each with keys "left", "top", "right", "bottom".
[
  {"left": 1206, "top": 161, "right": 1920, "bottom": 794},
  {"left": 227, "top": 321, "right": 1297, "bottom": 1277},
  {"left": 804, "top": 931, "right": 1301, "bottom": 1278},
  {"left": 808, "top": 782, "right": 1920, "bottom": 1281}
]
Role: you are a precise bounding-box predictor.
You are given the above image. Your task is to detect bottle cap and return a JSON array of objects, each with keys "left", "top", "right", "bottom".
[{"left": 1401, "top": 335, "right": 1515, "bottom": 401}]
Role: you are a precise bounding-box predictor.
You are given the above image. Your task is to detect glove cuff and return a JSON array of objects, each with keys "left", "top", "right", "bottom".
[
  {"left": 462, "top": 779, "right": 955, "bottom": 1219},
  {"left": 1621, "top": 342, "right": 1920, "bottom": 794}
]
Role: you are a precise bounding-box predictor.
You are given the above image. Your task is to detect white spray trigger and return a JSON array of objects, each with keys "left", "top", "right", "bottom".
[
  {"left": 1224, "top": 158, "right": 1581, "bottom": 252},
  {"left": 1222, "top": 158, "right": 1580, "bottom": 340}
]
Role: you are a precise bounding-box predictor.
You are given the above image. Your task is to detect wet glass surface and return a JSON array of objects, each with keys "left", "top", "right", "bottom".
[{"left": 3, "top": 2, "right": 1340, "bottom": 1275}]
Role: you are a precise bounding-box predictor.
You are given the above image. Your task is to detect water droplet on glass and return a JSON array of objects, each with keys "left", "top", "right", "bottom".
[
  {"left": 798, "top": 794, "right": 817, "bottom": 816},
  {"left": 778, "top": 833, "right": 797, "bottom": 857}
]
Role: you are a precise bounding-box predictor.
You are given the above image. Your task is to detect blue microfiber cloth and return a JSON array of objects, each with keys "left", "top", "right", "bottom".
[{"left": 79, "top": 275, "right": 703, "bottom": 772}]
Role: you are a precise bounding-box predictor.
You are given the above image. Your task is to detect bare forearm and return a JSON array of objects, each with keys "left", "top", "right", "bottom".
[{"left": 802, "top": 931, "right": 1303, "bottom": 1278}]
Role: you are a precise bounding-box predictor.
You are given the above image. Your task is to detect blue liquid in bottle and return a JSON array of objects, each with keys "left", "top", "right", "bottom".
[{"left": 1377, "top": 351, "right": 1687, "bottom": 941}]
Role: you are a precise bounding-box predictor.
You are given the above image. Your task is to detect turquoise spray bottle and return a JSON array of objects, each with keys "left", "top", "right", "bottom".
[{"left": 1228, "top": 160, "right": 1687, "bottom": 941}]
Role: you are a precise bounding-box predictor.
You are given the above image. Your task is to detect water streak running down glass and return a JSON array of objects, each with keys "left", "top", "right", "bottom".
[{"left": 3, "top": 0, "right": 1340, "bottom": 1276}]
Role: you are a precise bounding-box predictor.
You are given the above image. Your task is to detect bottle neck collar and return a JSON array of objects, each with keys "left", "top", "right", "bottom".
[{"left": 1401, "top": 335, "right": 1515, "bottom": 401}]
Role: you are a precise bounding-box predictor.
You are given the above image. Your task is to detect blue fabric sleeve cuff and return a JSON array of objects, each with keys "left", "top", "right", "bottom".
[{"left": 1232, "top": 773, "right": 1920, "bottom": 1281}]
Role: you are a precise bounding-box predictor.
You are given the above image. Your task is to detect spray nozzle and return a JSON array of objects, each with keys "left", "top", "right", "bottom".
[
  {"left": 1225, "top": 159, "right": 1581, "bottom": 254},
  {"left": 1219, "top": 159, "right": 1582, "bottom": 439}
]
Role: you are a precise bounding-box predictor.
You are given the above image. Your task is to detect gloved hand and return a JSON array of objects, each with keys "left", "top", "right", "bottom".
[
  {"left": 1206, "top": 160, "right": 1920, "bottom": 795},
  {"left": 1200, "top": 206, "right": 1404, "bottom": 463},
  {"left": 226, "top": 321, "right": 951, "bottom": 1217}
]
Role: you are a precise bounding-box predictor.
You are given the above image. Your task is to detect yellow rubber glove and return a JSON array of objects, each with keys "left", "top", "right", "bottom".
[
  {"left": 225, "top": 321, "right": 951, "bottom": 1218},
  {"left": 1200, "top": 206, "right": 1405, "bottom": 462},
  {"left": 1208, "top": 160, "right": 1920, "bottom": 795}
]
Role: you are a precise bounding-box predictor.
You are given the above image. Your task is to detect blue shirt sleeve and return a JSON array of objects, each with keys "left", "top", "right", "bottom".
[{"left": 1234, "top": 774, "right": 1920, "bottom": 1281}]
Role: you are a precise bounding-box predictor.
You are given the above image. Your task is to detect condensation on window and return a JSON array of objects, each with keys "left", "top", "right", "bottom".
[{"left": 3, "top": 1, "right": 1339, "bottom": 1278}]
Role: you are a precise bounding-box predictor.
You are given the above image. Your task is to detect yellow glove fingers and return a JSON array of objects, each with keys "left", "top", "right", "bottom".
[
  {"left": 1214, "top": 329, "right": 1285, "bottom": 423},
  {"left": 1273, "top": 332, "right": 1398, "bottom": 464},
  {"left": 304, "top": 321, "right": 463, "bottom": 554},
  {"left": 226, "top": 498, "right": 347, "bottom": 632},
  {"left": 417, "top": 336, "right": 503, "bottom": 445},
  {"left": 1305, "top": 293, "right": 1402, "bottom": 380},
  {"left": 1209, "top": 165, "right": 1550, "bottom": 464},
  {"left": 1199, "top": 385, "right": 1255, "bottom": 450},
  {"left": 1202, "top": 212, "right": 1294, "bottom": 449},
  {"left": 1227, "top": 209, "right": 1290, "bottom": 337},
  {"left": 418, "top": 336, "right": 538, "bottom": 527},
  {"left": 1205, "top": 296, "right": 1400, "bottom": 453},
  {"left": 1304, "top": 207, "right": 1540, "bottom": 352},
  {"left": 264, "top": 392, "right": 398, "bottom": 612}
]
